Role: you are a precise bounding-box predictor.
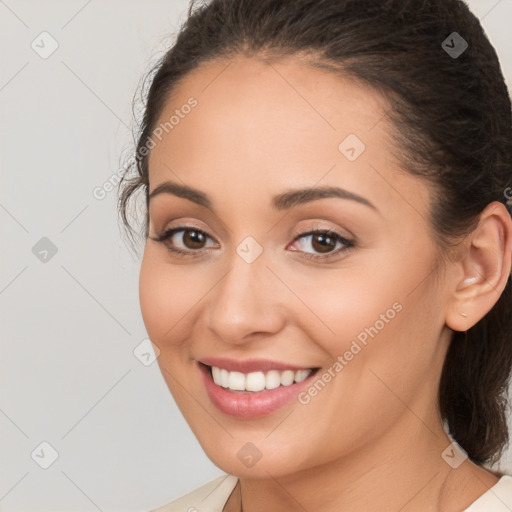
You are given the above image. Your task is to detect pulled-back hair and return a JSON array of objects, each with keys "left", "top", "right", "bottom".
[{"left": 118, "top": 0, "right": 512, "bottom": 466}]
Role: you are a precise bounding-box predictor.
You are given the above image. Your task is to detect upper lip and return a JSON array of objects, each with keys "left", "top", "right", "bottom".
[{"left": 199, "top": 357, "right": 316, "bottom": 373}]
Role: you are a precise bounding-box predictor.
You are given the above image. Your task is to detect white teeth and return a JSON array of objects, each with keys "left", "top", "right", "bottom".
[
  {"left": 246, "top": 371, "right": 266, "bottom": 392},
  {"left": 212, "top": 366, "right": 220, "bottom": 384},
  {"left": 228, "top": 371, "right": 246, "bottom": 391},
  {"left": 265, "top": 370, "right": 281, "bottom": 390},
  {"left": 280, "top": 370, "right": 295, "bottom": 386},
  {"left": 294, "top": 369, "right": 311, "bottom": 383},
  {"left": 220, "top": 368, "right": 229, "bottom": 388},
  {"left": 210, "top": 366, "right": 313, "bottom": 392}
]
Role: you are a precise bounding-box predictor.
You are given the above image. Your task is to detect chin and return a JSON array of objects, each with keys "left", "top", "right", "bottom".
[{"left": 198, "top": 439, "right": 309, "bottom": 480}]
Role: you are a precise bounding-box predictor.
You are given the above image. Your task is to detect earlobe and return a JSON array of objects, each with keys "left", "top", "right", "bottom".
[{"left": 446, "top": 201, "right": 512, "bottom": 333}]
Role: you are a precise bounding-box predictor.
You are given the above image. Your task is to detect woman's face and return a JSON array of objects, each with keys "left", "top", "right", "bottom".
[{"left": 140, "top": 56, "right": 455, "bottom": 478}]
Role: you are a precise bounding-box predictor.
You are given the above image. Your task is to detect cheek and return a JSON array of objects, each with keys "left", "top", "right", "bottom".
[
  {"left": 139, "top": 251, "right": 201, "bottom": 406},
  {"left": 286, "top": 248, "right": 441, "bottom": 374},
  {"left": 280, "top": 263, "right": 401, "bottom": 356},
  {"left": 312, "top": 271, "right": 443, "bottom": 408},
  {"left": 139, "top": 255, "right": 170, "bottom": 341},
  {"left": 139, "top": 249, "right": 204, "bottom": 343}
]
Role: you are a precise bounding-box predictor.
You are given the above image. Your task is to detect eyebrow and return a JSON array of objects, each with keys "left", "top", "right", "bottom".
[{"left": 148, "top": 181, "right": 377, "bottom": 212}]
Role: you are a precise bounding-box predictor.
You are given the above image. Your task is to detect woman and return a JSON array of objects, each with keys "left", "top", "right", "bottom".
[{"left": 118, "top": 0, "right": 512, "bottom": 510}]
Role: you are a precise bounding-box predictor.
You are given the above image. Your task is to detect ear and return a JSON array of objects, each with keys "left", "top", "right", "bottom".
[{"left": 446, "top": 201, "right": 512, "bottom": 332}]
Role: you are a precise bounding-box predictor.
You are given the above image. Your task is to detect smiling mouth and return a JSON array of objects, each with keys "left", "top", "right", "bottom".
[{"left": 200, "top": 363, "right": 320, "bottom": 393}]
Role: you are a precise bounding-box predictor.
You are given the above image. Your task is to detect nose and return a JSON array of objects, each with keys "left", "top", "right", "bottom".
[{"left": 206, "top": 244, "right": 286, "bottom": 345}]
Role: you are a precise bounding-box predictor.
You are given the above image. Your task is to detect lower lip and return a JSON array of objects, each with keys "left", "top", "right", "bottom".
[{"left": 199, "top": 363, "right": 317, "bottom": 419}]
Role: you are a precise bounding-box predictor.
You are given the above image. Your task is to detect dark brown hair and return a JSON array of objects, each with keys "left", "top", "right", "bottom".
[{"left": 118, "top": 0, "right": 512, "bottom": 466}]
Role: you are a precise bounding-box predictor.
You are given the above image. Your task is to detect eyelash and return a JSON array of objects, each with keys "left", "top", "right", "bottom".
[{"left": 149, "top": 225, "right": 355, "bottom": 262}]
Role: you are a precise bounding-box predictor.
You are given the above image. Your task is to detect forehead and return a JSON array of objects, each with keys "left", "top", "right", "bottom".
[
  {"left": 150, "top": 54, "right": 390, "bottom": 162},
  {"left": 147, "top": 55, "right": 430, "bottom": 219}
]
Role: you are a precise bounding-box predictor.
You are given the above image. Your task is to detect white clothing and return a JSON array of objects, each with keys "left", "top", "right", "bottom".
[{"left": 150, "top": 473, "right": 512, "bottom": 511}]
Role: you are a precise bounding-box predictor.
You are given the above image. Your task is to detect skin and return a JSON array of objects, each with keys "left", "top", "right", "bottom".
[{"left": 139, "top": 55, "right": 512, "bottom": 511}]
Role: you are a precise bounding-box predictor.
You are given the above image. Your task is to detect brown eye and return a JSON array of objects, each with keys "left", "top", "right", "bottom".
[
  {"left": 150, "top": 226, "right": 217, "bottom": 256},
  {"left": 151, "top": 225, "right": 354, "bottom": 262},
  {"left": 311, "top": 232, "right": 337, "bottom": 253},
  {"left": 182, "top": 229, "right": 207, "bottom": 249},
  {"left": 290, "top": 229, "right": 354, "bottom": 261}
]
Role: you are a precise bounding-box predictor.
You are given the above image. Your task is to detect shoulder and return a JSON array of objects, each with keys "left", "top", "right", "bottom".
[
  {"left": 464, "top": 474, "right": 512, "bottom": 511},
  {"left": 149, "top": 474, "right": 239, "bottom": 512}
]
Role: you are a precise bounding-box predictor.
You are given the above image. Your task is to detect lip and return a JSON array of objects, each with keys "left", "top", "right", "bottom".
[
  {"left": 199, "top": 357, "right": 313, "bottom": 373},
  {"left": 198, "top": 361, "right": 319, "bottom": 419}
]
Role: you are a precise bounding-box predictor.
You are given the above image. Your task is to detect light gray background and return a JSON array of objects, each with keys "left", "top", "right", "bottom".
[{"left": 1, "top": 1, "right": 511, "bottom": 510}]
